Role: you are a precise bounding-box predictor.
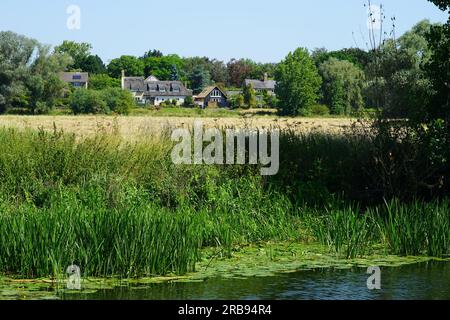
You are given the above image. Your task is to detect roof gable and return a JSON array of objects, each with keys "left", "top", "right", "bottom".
[{"left": 197, "top": 86, "right": 227, "bottom": 98}]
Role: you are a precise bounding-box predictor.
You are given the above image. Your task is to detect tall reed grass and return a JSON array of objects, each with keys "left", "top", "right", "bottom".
[{"left": 0, "top": 127, "right": 447, "bottom": 278}]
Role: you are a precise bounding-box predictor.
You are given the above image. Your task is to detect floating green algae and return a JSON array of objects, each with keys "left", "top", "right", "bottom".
[{"left": 1, "top": 242, "right": 447, "bottom": 300}]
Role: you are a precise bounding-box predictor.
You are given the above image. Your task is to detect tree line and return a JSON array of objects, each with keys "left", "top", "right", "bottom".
[{"left": 0, "top": 0, "right": 448, "bottom": 119}]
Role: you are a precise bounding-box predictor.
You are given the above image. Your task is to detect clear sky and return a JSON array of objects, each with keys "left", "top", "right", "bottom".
[{"left": 0, "top": 0, "right": 447, "bottom": 64}]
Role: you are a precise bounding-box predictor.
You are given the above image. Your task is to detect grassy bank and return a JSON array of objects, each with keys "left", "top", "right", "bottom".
[{"left": 0, "top": 127, "right": 448, "bottom": 279}]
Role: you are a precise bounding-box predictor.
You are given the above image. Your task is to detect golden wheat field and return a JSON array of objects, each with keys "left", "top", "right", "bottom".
[{"left": 0, "top": 115, "right": 356, "bottom": 139}]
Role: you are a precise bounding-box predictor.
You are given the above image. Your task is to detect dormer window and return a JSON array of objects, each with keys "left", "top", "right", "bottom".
[
  {"left": 172, "top": 85, "right": 180, "bottom": 93},
  {"left": 211, "top": 89, "right": 221, "bottom": 97}
]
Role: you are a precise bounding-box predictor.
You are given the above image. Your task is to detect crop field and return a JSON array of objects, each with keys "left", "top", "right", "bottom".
[{"left": 0, "top": 115, "right": 356, "bottom": 139}]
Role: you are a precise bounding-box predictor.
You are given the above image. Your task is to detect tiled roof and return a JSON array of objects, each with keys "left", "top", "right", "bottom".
[
  {"left": 244, "top": 79, "right": 276, "bottom": 90},
  {"left": 124, "top": 77, "right": 192, "bottom": 97}
]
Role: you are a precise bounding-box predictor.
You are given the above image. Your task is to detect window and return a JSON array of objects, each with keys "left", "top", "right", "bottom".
[
  {"left": 72, "top": 75, "right": 82, "bottom": 80},
  {"left": 211, "top": 89, "right": 221, "bottom": 97}
]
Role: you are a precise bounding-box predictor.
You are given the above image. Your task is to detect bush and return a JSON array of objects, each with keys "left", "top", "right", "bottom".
[
  {"left": 183, "top": 96, "right": 195, "bottom": 108},
  {"left": 309, "top": 104, "right": 330, "bottom": 116},
  {"left": 101, "top": 87, "right": 134, "bottom": 115},
  {"left": 69, "top": 89, "right": 108, "bottom": 114}
]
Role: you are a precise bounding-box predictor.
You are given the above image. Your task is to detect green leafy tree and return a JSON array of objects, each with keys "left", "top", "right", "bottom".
[
  {"left": 142, "top": 49, "right": 163, "bottom": 58},
  {"left": 183, "top": 95, "right": 195, "bottom": 108},
  {"left": 0, "top": 31, "right": 70, "bottom": 114},
  {"left": 423, "top": 0, "right": 449, "bottom": 121},
  {"left": 69, "top": 88, "right": 108, "bottom": 114},
  {"left": 142, "top": 54, "right": 185, "bottom": 80},
  {"left": 79, "top": 55, "right": 107, "bottom": 74},
  {"left": 189, "top": 65, "right": 211, "bottom": 94},
  {"left": 107, "top": 56, "right": 144, "bottom": 78},
  {"left": 312, "top": 47, "right": 370, "bottom": 70},
  {"left": 243, "top": 83, "right": 257, "bottom": 108},
  {"left": 170, "top": 64, "right": 179, "bottom": 81},
  {"left": 319, "top": 58, "right": 365, "bottom": 115},
  {"left": 366, "top": 38, "right": 434, "bottom": 118},
  {"left": 101, "top": 87, "right": 134, "bottom": 115},
  {"left": 229, "top": 94, "right": 245, "bottom": 109},
  {"left": 89, "top": 74, "right": 120, "bottom": 90},
  {"left": 275, "top": 48, "right": 322, "bottom": 116},
  {"left": 262, "top": 90, "right": 278, "bottom": 108},
  {"left": 54, "top": 40, "right": 92, "bottom": 70}
]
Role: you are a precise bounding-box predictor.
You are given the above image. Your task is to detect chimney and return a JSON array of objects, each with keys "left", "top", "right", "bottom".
[
  {"left": 121, "top": 70, "right": 125, "bottom": 89},
  {"left": 263, "top": 73, "right": 268, "bottom": 82}
]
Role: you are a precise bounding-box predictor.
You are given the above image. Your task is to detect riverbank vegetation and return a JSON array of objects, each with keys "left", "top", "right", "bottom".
[{"left": 0, "top": 127, "right": 447, "bottom": 279}]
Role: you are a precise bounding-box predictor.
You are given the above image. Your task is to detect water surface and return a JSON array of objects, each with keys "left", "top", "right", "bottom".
[{"left": 61, "top": 261, "right": 450, "bottom": 300}]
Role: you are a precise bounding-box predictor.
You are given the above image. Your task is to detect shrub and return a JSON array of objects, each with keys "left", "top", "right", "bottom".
[
  {"left": 69, "top": 88, "right": 108, "bottom": 114},
  {"left": 309, "top": 104, "right": 330, "bottom": 116},
  {"left": 101, "top": 87, "right": 134, "bottom": 115},
  {"left": 183, "top": 96, "right": 195, "bottom": 108}
]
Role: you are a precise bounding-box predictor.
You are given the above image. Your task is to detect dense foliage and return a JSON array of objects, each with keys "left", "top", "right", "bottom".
[
  {"left": 319, "top": 58, "right": 365, "bottom": 115},
  {"left": 0, "top": 31, "right": 70, "bottom": 114},
  {"left": 275, "top": 48, "right": 322, "bottom": 116}
]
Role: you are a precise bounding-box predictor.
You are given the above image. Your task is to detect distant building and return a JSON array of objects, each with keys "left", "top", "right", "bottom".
[
  {"left": 121, "top": 71, "right": 192, "bottom": 106},
  {"left": 59, "top": 72, "right": 89, "bottom": 89},
  {"left": 244, "top": 73, "right": 276, "bottom": 96},
  {"left": 194, "top": 86, "right": 228, "bottom": 109}
]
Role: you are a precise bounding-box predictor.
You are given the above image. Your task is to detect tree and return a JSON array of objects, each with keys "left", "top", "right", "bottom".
[
  {"left": 183, "top": 96, "right": 195, "bottom": 108},
  {"left": 107, "top": 56, "right": 144, "bottom": 78},
  {"left": 227, "top": 59, "right": 255, "bottom": 87},
  {"left": 101, "top": 87, "right": 134, "bottom": 115},
  {"left": 0, "top": 31, "right": 70, "bottom": 114},
  {"left": 428, "top": 0, "right": 449, "bottom": 11},
  {"left": 69, "top": 88, "right": 108, "bottom": 114},
  {"left": 312, "top": 48, "right": 370, "bottom": 70},
  {"left": 189, "top": 65, "right": 211, "bottom": 94},
  {"left": 275, "top": 48, "right": 322, "bottom": 116},
  {"left": 243, "top": 83, "right": 257, "bottom": 108},
  {"left": 423, "top": 0, "right": 449, "bottom": 121},
  {"left": 262, "top": 90, "right": 277, "bottom": 108},
  {"left": 230, "top": 94, "right": 245, "bottom": 109},
  {"left": 170, "top": 64, "right": 179, "bottom": 81},
  {"left": 210, "top": 60, "right": 228, "bottom": 84},
  {"left": 142, "top": 49, "right": 163, "bottom": 59},
  {"left": 319, "top": 58, "right": 365, "bottom": 115},
  {"left": 79, "top": 55, "right": 107, "bottom": 74},
  {"left": 365, "top": 34, "right": 435, "bottom": 118},
  {"left": 142, "top": 54, "right": 185, "bottom": 80},
  {"left": 54, "top": 40, "right": 92, "bottom": 70},
  {"left": 89, "top": 74, "right": 120, "bottom": 90}
]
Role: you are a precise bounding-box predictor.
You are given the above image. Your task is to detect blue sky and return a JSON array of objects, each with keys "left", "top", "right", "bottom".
[{"left": 0, "top": 0, "right": 447, "bottom": 63}]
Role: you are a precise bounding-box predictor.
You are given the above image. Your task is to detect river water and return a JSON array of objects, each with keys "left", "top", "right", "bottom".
[{"left": 61, "top": 261, "right": 449, "bottom": 300}]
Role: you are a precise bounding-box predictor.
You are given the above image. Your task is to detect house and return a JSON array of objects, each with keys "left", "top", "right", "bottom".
[
  {"left": 59, "top": 72, "right": 89, "bottom": 89},
  {"left": 121, "top": 71, "right": 192, "bottom": 106},
  {"left": 194, "top": 86, "right": 228, "bottom": 109},
  {"left": 244, "top": 73, "right": 276, "bottom": 97}
]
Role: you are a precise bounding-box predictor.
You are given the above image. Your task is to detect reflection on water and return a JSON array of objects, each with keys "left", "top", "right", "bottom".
[{"left": 62, "top": 261, "right": 449, "bottom": 300}]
